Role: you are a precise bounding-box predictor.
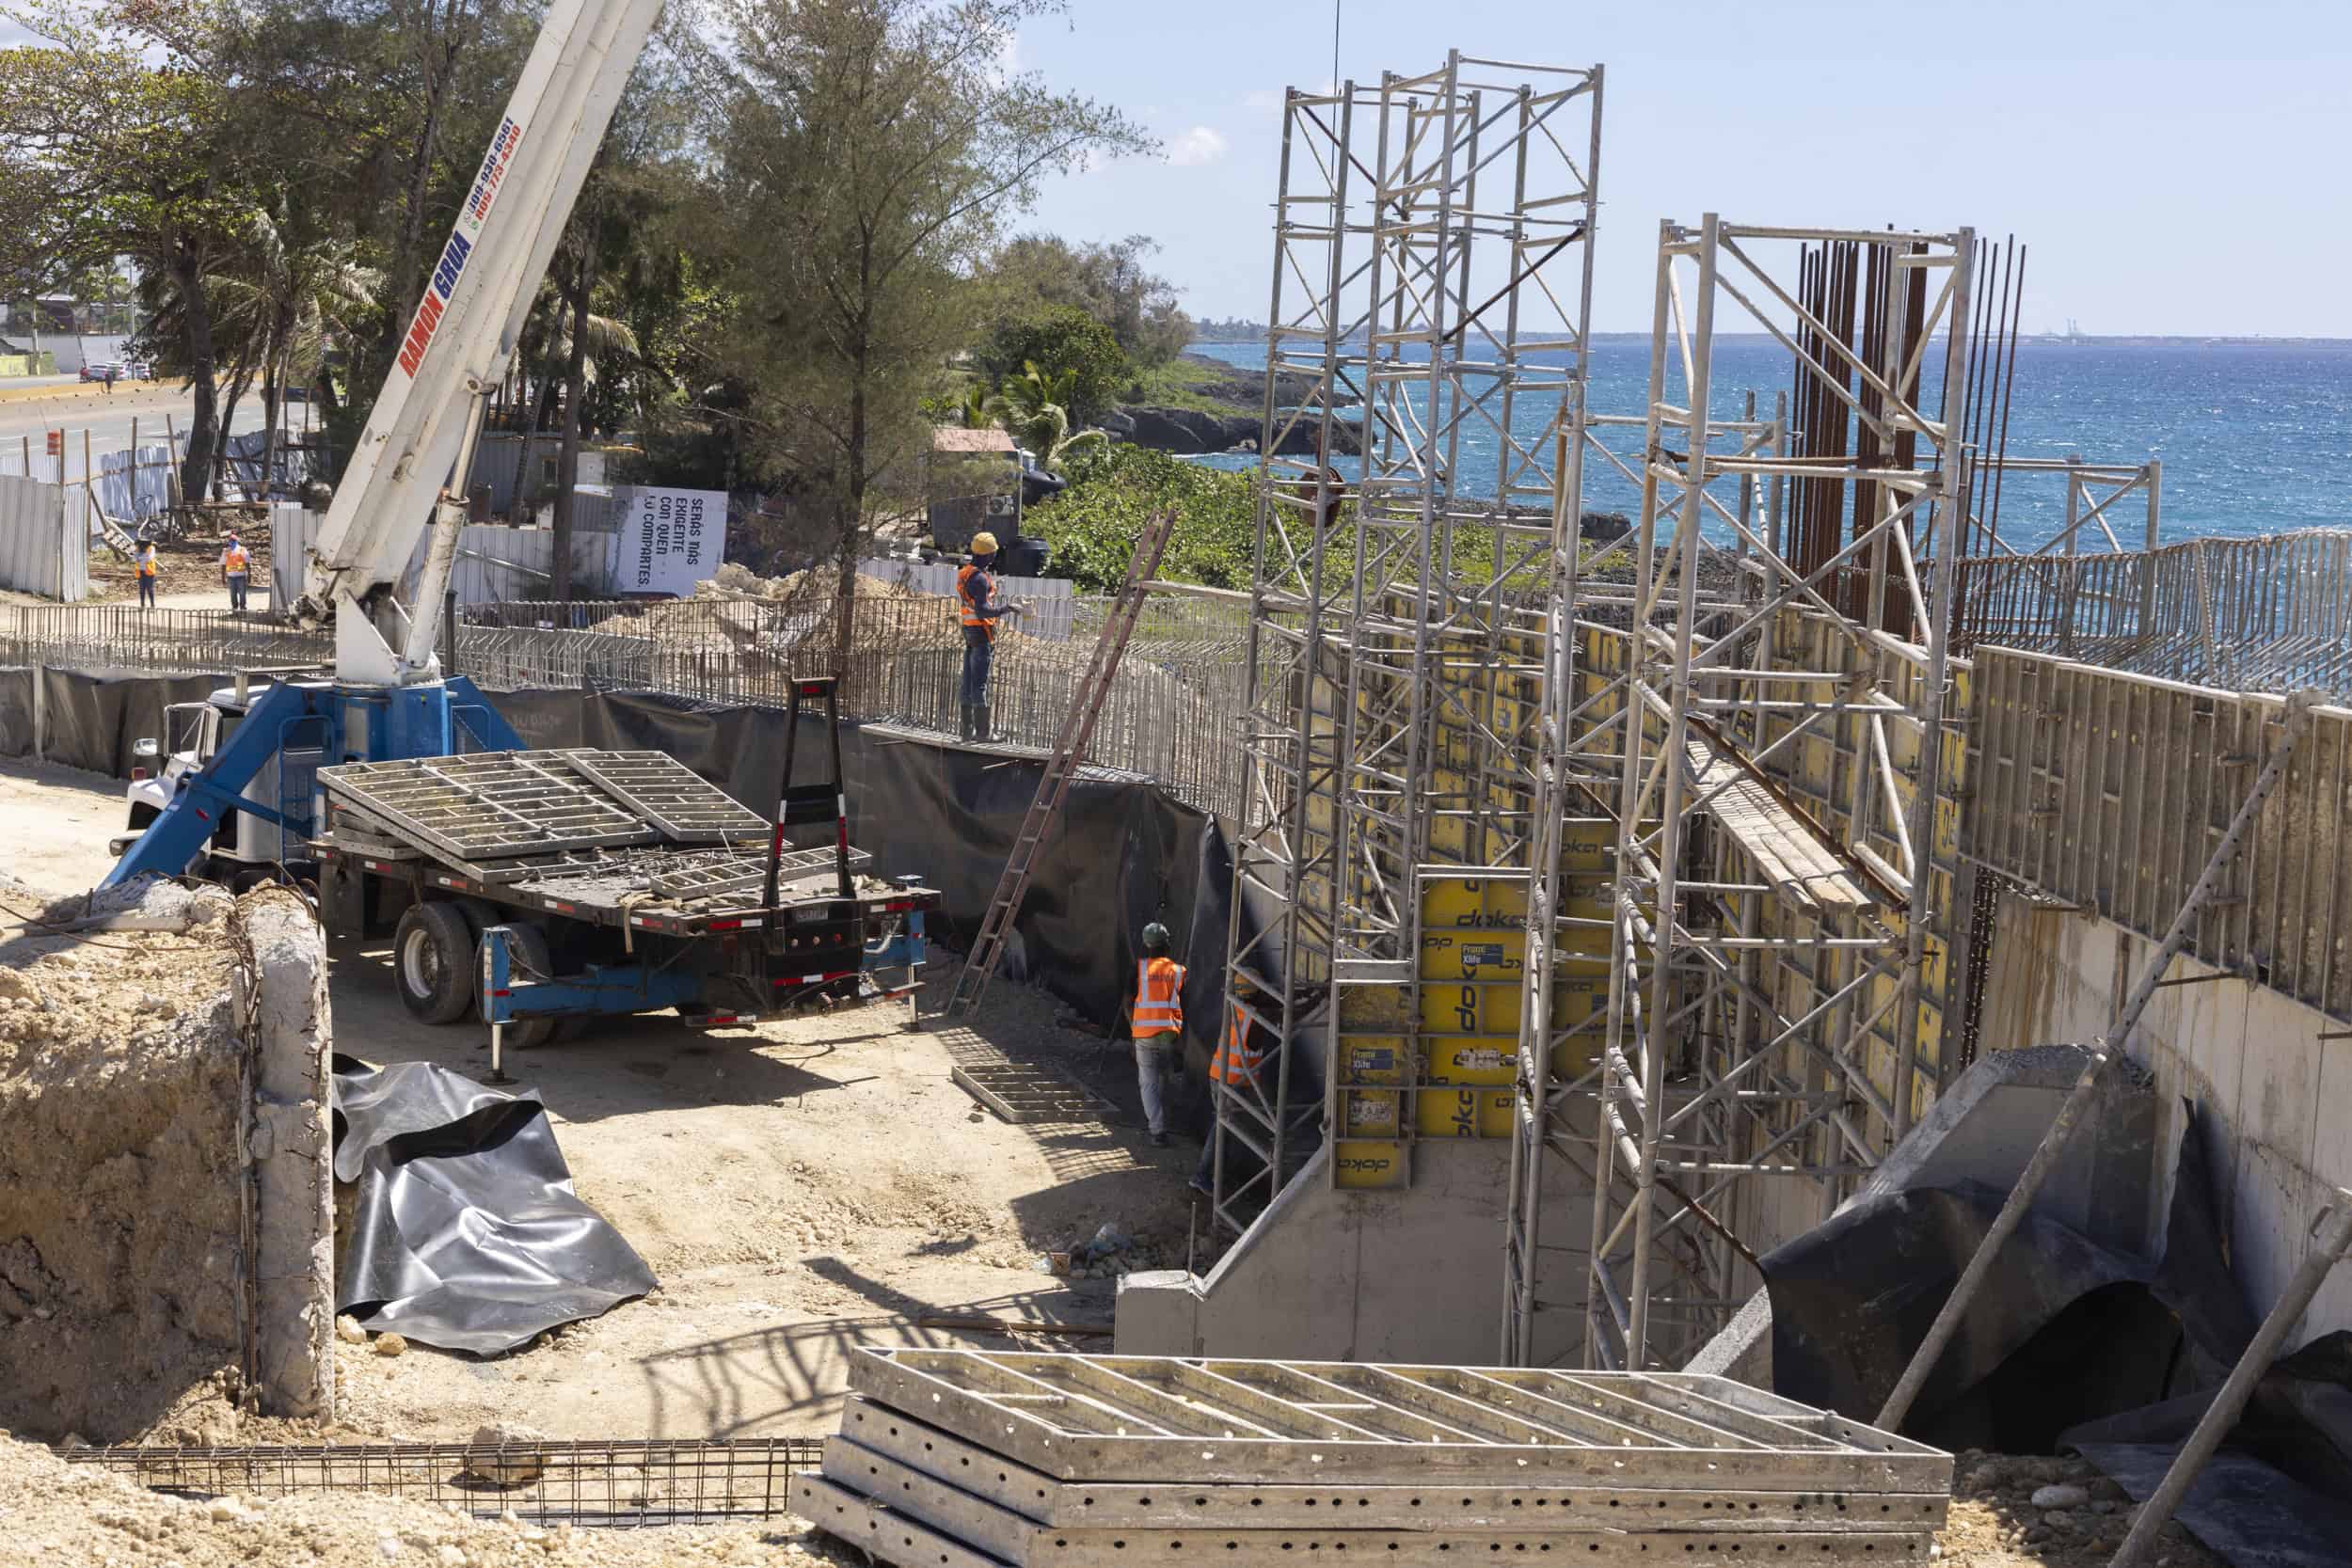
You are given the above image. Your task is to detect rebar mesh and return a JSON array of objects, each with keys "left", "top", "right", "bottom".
[
  {"left": 1948, "top": 527, "right": 2352, "bottom": 696},
  {"left": 58, "top": 1437, "right": 820, "bottom": 1528},
  {"left": 0, "top": 586, "right": 1253, "bottom": 817}
]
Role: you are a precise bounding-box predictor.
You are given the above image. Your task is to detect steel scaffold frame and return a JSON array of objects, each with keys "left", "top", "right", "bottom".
[
  {"left": 1213, "top": 53, "right": 1602, "bottom": 1234},
  {"left": 1505, "top": 217, "right": 1979, "bottom": 1369}
]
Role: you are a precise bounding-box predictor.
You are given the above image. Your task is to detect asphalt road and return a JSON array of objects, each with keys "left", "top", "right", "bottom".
[{"left": 0, "top": 390, "right": 295, "bottom": 483}]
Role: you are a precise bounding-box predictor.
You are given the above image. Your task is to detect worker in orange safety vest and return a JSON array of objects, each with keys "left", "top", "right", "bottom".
[
  {"left": 1124, "top": 921, "right": 1184, "bottom": 1148},
  {"left": 220, "top": 532, "right": 251, "bottom": 612},
  {"left": 135, "top": 542, "right": 160, "bottom": 610},
  {"left": 954, "top": 531, "right": 1021, "bottom": 742},
  {"left": 1191, "top": 969, "right": 1273, "bottom": 1197}
]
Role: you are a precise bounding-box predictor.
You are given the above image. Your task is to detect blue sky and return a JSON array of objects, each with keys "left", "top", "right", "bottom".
[{"left": 1012, "top": 0, "right": 2352, "bottom": 337}]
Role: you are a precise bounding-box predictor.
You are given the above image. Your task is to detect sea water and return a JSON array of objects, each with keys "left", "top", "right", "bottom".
[{"left": 1181, "top": 339, "right": 2352, "bottom": 546}]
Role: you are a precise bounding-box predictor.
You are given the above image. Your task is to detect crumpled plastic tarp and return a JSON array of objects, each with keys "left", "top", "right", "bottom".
[
  {"left": 1761, "top": 1104, "right": 2253, "bottom": 1452},
  {"left": 332, "top": 1056, "right": 656, "bottom": 1354}
]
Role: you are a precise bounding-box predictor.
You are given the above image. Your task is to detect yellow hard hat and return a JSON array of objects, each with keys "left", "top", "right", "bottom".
[{"left": 970, "top": 531, "right": 998, "bottom": 555}]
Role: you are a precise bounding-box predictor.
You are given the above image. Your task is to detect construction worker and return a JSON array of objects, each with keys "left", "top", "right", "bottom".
[
  {"left": 135, "top": 541, "right": 159, "bottom": 610},
  {"left": 955, "top": 531, "right": 1018, "bottom": 741},
  {"left": 1126, "top": 921, "right": 1184, "bottom": 1148},
  {"left": 1192, "top": 971, "right": 1272, "bottom": 1197},
  {"left": 219, "top": 531, "right": 250, "bottom": 612}
]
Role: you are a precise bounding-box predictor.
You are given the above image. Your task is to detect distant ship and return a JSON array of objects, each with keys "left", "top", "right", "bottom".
[{"left": 2063, "top": 317, "right": 2089, "bottom": 345}]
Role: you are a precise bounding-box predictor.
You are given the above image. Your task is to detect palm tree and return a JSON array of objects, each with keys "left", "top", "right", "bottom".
[
  {"left": 958, "top": 380, "right": 1006, "bottom": 431},
  {"left": 999, "top": 359, "right": 1105, "bottom": 473}
]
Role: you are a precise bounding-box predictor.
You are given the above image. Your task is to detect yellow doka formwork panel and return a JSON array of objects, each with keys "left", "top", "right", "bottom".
[{"left": 1332, "top": 871, "right": 1616, "bottom": 1189}]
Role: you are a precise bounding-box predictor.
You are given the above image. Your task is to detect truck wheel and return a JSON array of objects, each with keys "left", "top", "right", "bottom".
[
  {"left": 394, "top": 902, "right": 475, "bottom": 1024},
  {"left": 485, "top": 923, "right": 558, "bottom": 1051}
]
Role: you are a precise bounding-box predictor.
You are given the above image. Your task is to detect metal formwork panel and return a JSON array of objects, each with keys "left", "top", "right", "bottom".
[
  {"left": 830, "top": 1398, "right": 1949, "bottom": 1532},
  {"left": 561, "top": 749, "right": 773, "bottom": 843},
  {"left": 322, "top": 752, "right": 656, "bottom": 860},
  {"left": 792, "top": 1474, "right": 1938, "bottom": 1568},
  {"left": 848, "top": 1351, "right": 1949, "bottom": 1490}
]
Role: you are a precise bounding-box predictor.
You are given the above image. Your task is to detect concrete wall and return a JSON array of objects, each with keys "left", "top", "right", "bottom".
[
  {"left": 1117, "top": 1138, "right": 1592, "bottom": 1366},
  {"left": 1981, "top": 889, "right": 2352, "bottom": 1341}
]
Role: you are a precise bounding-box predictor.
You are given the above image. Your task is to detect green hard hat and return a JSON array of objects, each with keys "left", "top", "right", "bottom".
[{"left": 1141, "top": 922, "right": 1171, "bottom": 952}]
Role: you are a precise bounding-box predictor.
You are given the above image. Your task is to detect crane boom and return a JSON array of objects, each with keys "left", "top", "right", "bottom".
[{"left": 304, "top": 0, "right": 664, "bottom": 685}]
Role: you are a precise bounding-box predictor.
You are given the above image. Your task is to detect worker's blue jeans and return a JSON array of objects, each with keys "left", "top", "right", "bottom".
[
  {"left": 960, "top": 626, "right": 993, "bottom": 707},
  {"left": 137, "top": 576, "right": 156, "bottom": 609},
  {"left": 226, "top": 573, "right": 248, "bottom": 611}
]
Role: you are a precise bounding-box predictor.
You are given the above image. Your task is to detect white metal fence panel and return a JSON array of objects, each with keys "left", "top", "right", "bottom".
[
  {"left": 272, "top": 505, "right": 622, "bottom": 610},
  {"left": 0, "top": 477, "right": 87, "bottom": 600},
  {"left": 856, "top": 557, "right": 1075, "bottom": 640}
]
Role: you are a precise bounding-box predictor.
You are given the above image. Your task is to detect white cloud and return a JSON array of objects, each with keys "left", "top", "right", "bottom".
[
  {"left": 1168, "top": 126, "right": 1230, "bottom": 167},
  {"left": 1241, "top": 88, "right": 1285, "bottom": 113}
]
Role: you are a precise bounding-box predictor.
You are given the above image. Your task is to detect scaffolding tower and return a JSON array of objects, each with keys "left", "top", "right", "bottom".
[
  {"left": 1505, "top": 218, "right": 1980, "bottom": 1369},
  {"left": 1212, "top": 54, "right": 1603, "bottom": 1235}
]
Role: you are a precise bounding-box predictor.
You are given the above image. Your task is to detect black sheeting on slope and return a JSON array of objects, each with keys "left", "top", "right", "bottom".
[
  {"left": 2058, "top": 1332, "right": 2352, "bottom": 1568},
  {"left": 332, "top": 1055, "right": 656, "bottom": 1355},
  {"left": 0, "top": 666, "right": 235, "bottom": 776},
  {"left": 489, "top": 688, "right": 1272, "bottom": 1063},
  {"left": 1763, "top": 1106, "right": 2253, "bottom": 1452},
  {"left": 2072, "top": 1447, "right": 2352, "bottom": 1568}
]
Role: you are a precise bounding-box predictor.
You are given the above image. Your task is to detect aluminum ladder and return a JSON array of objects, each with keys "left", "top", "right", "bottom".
[{"left": 944, "top": 509, "right": 1178, "bottom": 1018}]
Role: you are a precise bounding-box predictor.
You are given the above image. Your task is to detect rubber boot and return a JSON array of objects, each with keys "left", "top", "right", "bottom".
[
  {"left": 959, "top": 704, "right": 977, "bottom": 741},
  {"left": 976, "top": 704, "right": 993, "bottom": 744}
]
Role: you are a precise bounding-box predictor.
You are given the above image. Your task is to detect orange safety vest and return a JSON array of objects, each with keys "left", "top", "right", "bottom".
[
  {"left": 136, "top": 552, "right": 157, "bottom": 578},
  {"left": 1209, "top": 1000, "right": 1267, "bottom": 1085},
  {"left": 1131, "top": 957, "right": 1185, "bottom": 1038},
  {"left": 956, "top": 563, "right": 994, "bottom": 641},
  {"left": 222, "top": 546, "right": 249, "bottom": 574}
]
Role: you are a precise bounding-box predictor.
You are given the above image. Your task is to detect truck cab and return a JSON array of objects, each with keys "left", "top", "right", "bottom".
[{"left": 113, "top": 689, "right": 328, "bottom": 888}]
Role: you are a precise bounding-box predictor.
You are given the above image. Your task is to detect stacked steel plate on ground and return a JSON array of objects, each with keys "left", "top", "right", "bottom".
[{"left": 797, "top": 1350, "right": 1953, "bottom": 1567}]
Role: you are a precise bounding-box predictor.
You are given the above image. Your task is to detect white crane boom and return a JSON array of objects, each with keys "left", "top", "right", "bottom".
[{"left": 304, "top": 0, "right": 665, "bottom": 685}]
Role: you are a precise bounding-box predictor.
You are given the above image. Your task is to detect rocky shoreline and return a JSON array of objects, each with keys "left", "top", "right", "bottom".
[{"left": 1104, "top": 351, "right": 1362, "bottom": 459}]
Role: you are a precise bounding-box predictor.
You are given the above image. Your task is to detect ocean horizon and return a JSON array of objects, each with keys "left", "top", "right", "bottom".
[{"left": 1181, "top": 339, "right": 2352, "bottom": 547}]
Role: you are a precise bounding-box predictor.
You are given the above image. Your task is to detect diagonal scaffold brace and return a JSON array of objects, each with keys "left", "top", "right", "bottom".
[
  {"left": 1876, "top": 687, "right": 2323, "bottom": 1433},
  {"left": 943, "top": 509, "right": 1180, "bottom": 1020}
]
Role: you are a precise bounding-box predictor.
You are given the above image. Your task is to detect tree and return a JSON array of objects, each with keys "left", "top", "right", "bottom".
[
  {"left": 977, "top": 305, "right": 1127, "bottom": 423},
  {"left": 998, "top": 360, "right": 1104, "bottom": 472},
  {"left": 690, "top": 0, "right": 1152, "bottom": 667},
  {"left": 0, "top": 3, "right": 257, "bottom": 499},
  {"left": 991, "top": 232, "right": 1191, "bottom": 365}
]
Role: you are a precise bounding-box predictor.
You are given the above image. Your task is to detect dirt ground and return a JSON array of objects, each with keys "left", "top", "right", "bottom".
[
  {"left": 0, "top": 755, "right": 1203, "bottom": 1452},
  {"left": 0, "top": 758, "right": 2235, "bottom": 1568}
]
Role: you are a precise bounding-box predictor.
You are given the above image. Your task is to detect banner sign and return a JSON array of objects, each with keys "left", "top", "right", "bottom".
[{"left": 615, "top": 485, "right": 725, "bottom": 596}]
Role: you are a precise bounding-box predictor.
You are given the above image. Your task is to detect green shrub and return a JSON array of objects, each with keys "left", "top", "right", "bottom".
[{"left": 1027, "top": 445, "right": 1258, "bottom": 591}]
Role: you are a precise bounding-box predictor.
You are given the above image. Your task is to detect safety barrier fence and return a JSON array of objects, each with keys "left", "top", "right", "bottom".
[
  {"left": 459, "top": 593, "right": 1255, "bottom": 820},
  {"left": 59, "top": 1436, "right": 822, "bottom": 1528},
  {"left": 0, "top": 590, "right": 1255, "bottom": 821},
  {"left": 1949, "top": 527, "right": 2352, "bottom": 698}
]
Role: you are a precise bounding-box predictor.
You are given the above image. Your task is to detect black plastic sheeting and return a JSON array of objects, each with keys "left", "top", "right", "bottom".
[
  {"left": 1762, "top": 1106, "right": 2255, "bottom": 1453},
  {"left": 488, "top": 688, "right": 1286, "bottom": 1078},
  {"left": 2062, "top": 1332, "right": 2352, "bottom": 1568},
  {"left": 0, "top": 665, "right": 236, "bottom": 777},
  {"left": 2073, "top": 1448, "right": 2352, "bottom": 1568},
  {"left": 332, "top": 1055, "right": 656, "bottom": 1355}
]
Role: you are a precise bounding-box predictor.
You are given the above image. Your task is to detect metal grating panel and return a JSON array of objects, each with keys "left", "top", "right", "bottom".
[
  {"left": 848, "top": 1350, "right": 1951, "bottom": 1489},
  {"left": 562, "top": 750, "right": 774, "bottom": 843},
  {"left": 322, "top": 752, "right": 655, "bottom": 860},
  {"left": 829, "top": 1397, "right": 1950, "bottom": 1532}
]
